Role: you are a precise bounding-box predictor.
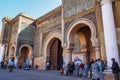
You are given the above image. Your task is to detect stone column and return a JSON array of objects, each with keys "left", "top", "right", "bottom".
[
  {"left": 83, "top": 52, "right": 88, "bottom": 63},
  {"left": 65, "top": 49, "right": 72, "bottom": 65},
  {"left": 15, "top": 56, "right": 18, "bottom": 66},
  {"left": 95, "top": 45, "right": 101, "bottom": 59},
  {"left": 101, "top": 0, "right": 119, "bottom": 67}
]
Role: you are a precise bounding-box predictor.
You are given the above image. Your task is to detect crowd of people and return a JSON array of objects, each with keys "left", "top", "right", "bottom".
[
  {"left": 0, "top": 58, "right": 31, "bottom": 72},
  {"left": 0, "top": 59, "right": 8, "bottom": 69},
  {"left": 61, "top": 58, "right": 108, "bottom": 80},
  {"left": 0, "top": 57, "right": 119, "bottom": 80},
  {"left": 60, "top": 58, "right": 120, "bottom": 80},
  {"left": 0, "top": 58, "right": 15, "bottom": 72}
]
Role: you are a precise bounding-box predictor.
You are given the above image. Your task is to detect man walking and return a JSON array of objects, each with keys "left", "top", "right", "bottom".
[{"left": 111, "top": 58, "right": 120, "bottom": 80}]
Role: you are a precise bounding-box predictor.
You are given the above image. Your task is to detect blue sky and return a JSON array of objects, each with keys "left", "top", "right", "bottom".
[{"left": 0, "top": 0, "right": 61, "bottom": 31}]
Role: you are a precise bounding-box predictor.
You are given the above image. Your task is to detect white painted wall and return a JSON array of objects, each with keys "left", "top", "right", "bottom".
[{"left": 0, "top": 44, "right": 5, "bottom": 62}]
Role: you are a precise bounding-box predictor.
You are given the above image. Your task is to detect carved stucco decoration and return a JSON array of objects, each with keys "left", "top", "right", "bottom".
[
  {"left": 2, "top": 26, "right": 9, "bottom": 43},
  {"left": 65, "top": 18, "right": 98, "bottom": 49},
  {"left": 64, "top": 11, "right": 97, "bottom": 35},
  {"left": 11, "top": 23, "right": 19, "bottom": 43},
  {"left": 63, "top": 0, "right": 94, "bottom": 18},
  {"left": 18, "top": 23, "right": 35, "bottom": 43}
]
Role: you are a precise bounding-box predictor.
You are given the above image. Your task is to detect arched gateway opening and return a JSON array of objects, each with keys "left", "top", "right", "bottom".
[
  {"left": 72, "top": 26, "right": 94, "bottom": 63},
  {"left": 18, "top": 46, "right": 31, "bottom": 67},
  {"left": 47, "top": 38, "right": 63, "bottom": 70},
  {"left": 67, "top": 19, "right": 97, "bottom": 63}
]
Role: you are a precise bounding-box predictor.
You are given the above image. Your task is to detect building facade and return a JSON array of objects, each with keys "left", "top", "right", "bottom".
[{"left": 0, "top": 0, "right": 120, "bottom": 70}]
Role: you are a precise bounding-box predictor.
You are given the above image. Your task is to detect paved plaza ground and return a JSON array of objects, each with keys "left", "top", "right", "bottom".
[
  {"left": 0, "top": 68, "right": 119, "bottom": 80},
  {"left": 0, "top": 68, "right": 90, "bottom": 80}
]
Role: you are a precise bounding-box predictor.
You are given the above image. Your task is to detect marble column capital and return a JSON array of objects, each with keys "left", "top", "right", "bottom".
[
  {"left": 101, "top": 0, "right": 113, "bottom": 5},
  {"left": 65, "top": 48, "right": 73, "bottom": 53}
]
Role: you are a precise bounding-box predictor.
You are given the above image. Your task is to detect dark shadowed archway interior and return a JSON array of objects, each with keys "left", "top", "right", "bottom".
[
  {"left": 49, "top": 38, "right": 63, "bottom": 70},
  {"left": 18, "top": 47, "right": 30, "bottom": 67}
]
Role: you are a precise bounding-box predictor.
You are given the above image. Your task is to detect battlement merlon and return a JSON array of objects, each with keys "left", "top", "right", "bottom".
[
  {"left": 17, "top": 13, "right": 36, "bottom": 21},
  {"left": 2, "top": 16, "right": 12, "bottom": 23}
]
